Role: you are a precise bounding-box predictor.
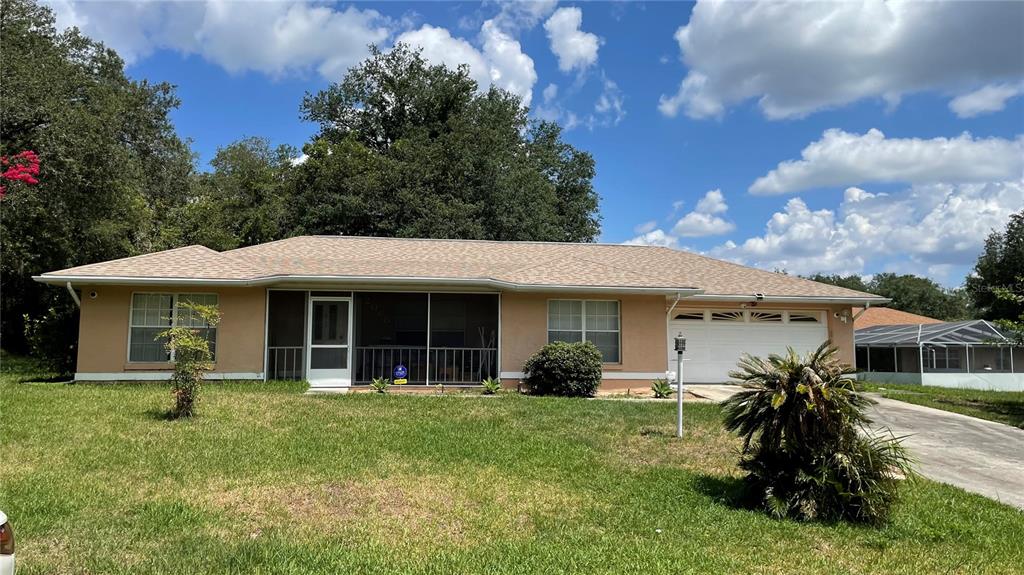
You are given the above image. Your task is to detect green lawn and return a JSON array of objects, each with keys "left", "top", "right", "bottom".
[
  {"left": 3, "top": 355, "right": 1023, "bottom": 574},
  {"left": 859, "top": 381, "right": 1024, "bottom": 429}
]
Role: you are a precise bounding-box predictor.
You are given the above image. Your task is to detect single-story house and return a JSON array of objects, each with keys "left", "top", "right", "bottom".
[
  {"left": 853, "top": 307, "right": 942, "bottom": 330},
  {"left": 856, "top": 320, "right": 1023, "bottom": 391},
  {"left": 35, "top": 236, "right": 887, "bottom": 392}
]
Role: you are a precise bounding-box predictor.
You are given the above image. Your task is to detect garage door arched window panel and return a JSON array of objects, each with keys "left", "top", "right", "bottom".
[
  {"left": 547, "top": 299, "right": 620, "bottom": 363},
  {"left": 787, "top": 312, "right": 822, "bottom": 323},
  {"left": 673, "top": 311, "right": 706, "bottom": 321},
  {"left": 749, "top": 311, "right": 783, "bottom": 323},
  {"left": 710, "top": 310, "right": 745, "bottom": 322}
]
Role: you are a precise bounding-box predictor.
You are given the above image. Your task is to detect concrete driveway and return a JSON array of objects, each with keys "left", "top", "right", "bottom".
[{"left": 868, "top": 397, "right": 1024, "bottom": 510}]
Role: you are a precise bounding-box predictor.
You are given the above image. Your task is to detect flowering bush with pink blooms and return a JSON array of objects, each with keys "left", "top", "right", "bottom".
[{"left": 1, "top": 150, "right": 40, "bottom": 196}]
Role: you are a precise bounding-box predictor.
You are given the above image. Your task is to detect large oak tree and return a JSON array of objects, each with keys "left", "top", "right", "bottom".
[{"left": 290, "top": 45, "right": 600, "bottom": 242}]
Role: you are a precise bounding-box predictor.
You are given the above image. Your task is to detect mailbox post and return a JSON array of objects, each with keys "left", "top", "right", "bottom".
[{"left": 674, "top": 333, "right": 686, "bottom": 437}]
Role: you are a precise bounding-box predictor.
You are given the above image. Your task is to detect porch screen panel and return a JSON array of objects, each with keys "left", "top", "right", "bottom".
[
  {"left": 267, "top": 291, "right": 307, "bottom": 380},
  {"left": 355, "top": 293, "right": 428, "bottom": 384},
  {"left": 430, "top": 293, "right": 499, "bottom": 383}
]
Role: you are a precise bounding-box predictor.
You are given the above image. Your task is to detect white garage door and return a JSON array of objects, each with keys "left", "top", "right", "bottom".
[{"left": 668, "top": 310, "right": 828, "bottom": 384}]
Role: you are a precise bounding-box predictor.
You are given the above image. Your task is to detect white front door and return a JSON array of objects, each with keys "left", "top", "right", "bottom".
[{"left": 307, "top": 297, "right": 353, "bottom": 388}]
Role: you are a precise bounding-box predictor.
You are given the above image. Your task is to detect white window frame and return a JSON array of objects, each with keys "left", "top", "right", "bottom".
[
  {"left": 547, "top": 299, "right": 622, "bottom": 364},
  {"left": 128, "top": 292, "right": 219, "bottom": 363}
]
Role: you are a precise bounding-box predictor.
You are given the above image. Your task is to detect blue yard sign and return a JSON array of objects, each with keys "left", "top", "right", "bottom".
[{"left": 393, "top": 364, "right": 408, "bottom": 384}]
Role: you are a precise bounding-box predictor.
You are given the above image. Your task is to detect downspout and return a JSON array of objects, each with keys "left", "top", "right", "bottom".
[
  {"left": 666, "top": 292, "right": 683, "bottom": 320},
  {"left": 851, "top": 302, "right": 872, "bottom": 321},
  {"left": 65, "top": 282, "right": 81, "bottom": 307}
]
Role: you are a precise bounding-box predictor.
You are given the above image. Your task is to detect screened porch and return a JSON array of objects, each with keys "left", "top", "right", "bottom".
[
  {"left": 855, "top": 320, "right": 1023, "bottom": 391},
  {"left": 266, "top": 290, "right": 499, "bottom": 386}
]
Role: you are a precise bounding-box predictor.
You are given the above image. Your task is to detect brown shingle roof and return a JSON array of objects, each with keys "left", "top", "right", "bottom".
[
  {"left": 853, "top": 307, "right": 943, "bottom": 329},
  {"left": 38, "top": 235, "right": 886, "bottom": 301}
]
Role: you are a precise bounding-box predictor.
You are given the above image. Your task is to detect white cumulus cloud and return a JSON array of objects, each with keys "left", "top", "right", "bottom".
[
  {"left": 711, "top": 181, "right": 1024, "bottom": 277},
  {"left": 659, "top": 0, "right": 1024, "bottom": 119},
  {"left": 672, "top": 189, "right": 735, "bottom": 237},
  {"left": 49, "top": 0, "right": 390, "bottom": 79},
  {"left": 949, "top": 83, "right": 1024, "bottom": 118},
  {"left": 626, "top": 189, "right": 735, "bottom": 247},
  {"left": 749, "top": 129, "right": 1024, "bottom": 195},
  {"left": 543, "top": 7, "right": 601, "bottom": 73}
]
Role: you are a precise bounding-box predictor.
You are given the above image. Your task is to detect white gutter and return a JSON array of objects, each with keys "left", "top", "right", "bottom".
[
  {"left": 65, "top": 282, "right": 81, "bottom": 307},
  {"left": 34, "top": 274, "right": 704, "bottom": 297},
  {"left": 687, "top": 293, "right": 890, "bottom": 305}
]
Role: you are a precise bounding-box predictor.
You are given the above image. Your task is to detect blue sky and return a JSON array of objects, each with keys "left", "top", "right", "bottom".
[{"left": 49, "top": 1, "right": 1024, "bottom": 286}]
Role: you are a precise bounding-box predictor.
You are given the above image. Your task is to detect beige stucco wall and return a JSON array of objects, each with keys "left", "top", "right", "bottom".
[
  {"left": 500, "top": 292, "right": 668, "bottom": 386},
  {"left": 76, "top": 285, "right": 266, "bottom": 375}
]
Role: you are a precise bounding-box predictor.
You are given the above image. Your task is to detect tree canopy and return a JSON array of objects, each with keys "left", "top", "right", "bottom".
[
  {"left": 806, "top": 273, "right": 971, "bottom": 321},
  {"left": 1, "top": 0, "right": 194, "bottom": 357},
  {"left": 966, "top": 210, "right": 1024, "bottom": 321},
  {"left": 0, "top": 2, "right": 602, "bottom": 369},
  {"left": 291, "top": 44, "right": 600, "bottom": 242}
]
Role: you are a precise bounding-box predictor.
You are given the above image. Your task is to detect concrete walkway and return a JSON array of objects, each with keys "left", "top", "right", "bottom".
[{"left": 868, "top": 397, "right": 1024, "bottom": 510}]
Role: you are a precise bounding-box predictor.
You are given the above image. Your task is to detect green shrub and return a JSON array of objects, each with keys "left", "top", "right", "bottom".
[
  {"left": 651, "top": 378, "right": 673, "bottom": 399},
  {"left": 480, "top": 376, "right": 502, "bottom": 395},
  {"left": 23, "top": 303, "right": 78, "bottom": 376},
  {"left": 522, "top": 341, "right": 602, "bottom": 397},
  {"left": 370, "top": 377, "right": 391, "bottom": 393},
  {"left": 722, "top": 343, "right": 911, "bottom": 525},
  {"left": 160, "top": 302, "right": 220, "bottom": 419}
]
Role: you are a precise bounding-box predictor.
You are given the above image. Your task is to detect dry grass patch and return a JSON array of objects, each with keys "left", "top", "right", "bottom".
[
  {"left": 614, "top": 423, "right": 741, "bottom": 476},
  {"left": 192, "top": 467, "right": 589, "bottom": 549}
]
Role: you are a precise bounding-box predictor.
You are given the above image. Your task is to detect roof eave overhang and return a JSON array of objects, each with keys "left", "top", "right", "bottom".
[
  {"left": 34, "top": 274, "right": 703, "bottom": 296},
  {"left": 686, "top": 293, "right": 890, "bottom": 306}
]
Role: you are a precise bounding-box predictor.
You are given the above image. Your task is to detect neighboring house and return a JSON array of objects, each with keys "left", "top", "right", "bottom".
[
  {"left": 35, "top": 236, "right": 885, "bottom": 391},
  {"left": 856, "top": 320, "right": 1022, "bottom": 391},
  {"left": 853, "top": 307, "right": 942, "bottom": 330}
]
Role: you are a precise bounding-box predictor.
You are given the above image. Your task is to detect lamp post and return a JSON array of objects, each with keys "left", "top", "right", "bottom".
[{"left": 674, "top": 333, "right": 686, "bottom": 437}]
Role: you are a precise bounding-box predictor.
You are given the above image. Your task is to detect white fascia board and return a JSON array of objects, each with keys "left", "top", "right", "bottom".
[
  {"left": 36, "top": 274, "right": 703, "bottom": 296},
  {"left": 686, "top": 293, "right": 890, "bottom": 305}
]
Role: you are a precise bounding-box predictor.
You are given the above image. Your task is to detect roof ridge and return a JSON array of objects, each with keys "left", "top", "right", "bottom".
[
  {"left": 651, "top": 245, "right": 882, "bottom": 299},
  {"left": 285, "top": 234, "right": 675, "bottom": 249}
]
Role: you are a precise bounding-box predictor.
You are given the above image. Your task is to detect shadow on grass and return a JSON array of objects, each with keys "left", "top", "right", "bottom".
[
  {"left": 144, "top": 407, "right": 190, "bottom": 422},
  {"left": 18, "top": 374, "right": 73, "bottom": 384},
  {"left": 692, "top": 473, "right": 749, "bottom": 510}
]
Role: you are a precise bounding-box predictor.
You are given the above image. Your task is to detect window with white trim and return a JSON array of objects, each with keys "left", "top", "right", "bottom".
[
  {"left": 129, "top": 293, "right": 218, "bottom": 362},
  {"left": 547, "top": 300, "right": 621, "bottom": 363}
]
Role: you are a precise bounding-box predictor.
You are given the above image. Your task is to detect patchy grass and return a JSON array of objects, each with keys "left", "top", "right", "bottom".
[
  {"left": 3, "top": 353, "right": 1024, "bottom": 574},
  {"left": 860, "top": 380, "right": 1024, "bottom": 429}
]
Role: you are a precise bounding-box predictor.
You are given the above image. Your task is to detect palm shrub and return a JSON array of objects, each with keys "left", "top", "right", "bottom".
[
  {"left": 480, "top": 376, "right": 502, "bottom": 395},
  {"left": 523, "top": 341, "right": 603, "bottom": 397},
  {"left": 651, "top": 378, "right": 673, "bottom": 398},
  {"left": 160, "top": 302, "right": 220, "bottom": 419},
  {"left": 721, "top": 342, "right": 911, "bottom": 524},
  {"left": 370, "top": 377, "right": 391, "bottom": 393}
]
